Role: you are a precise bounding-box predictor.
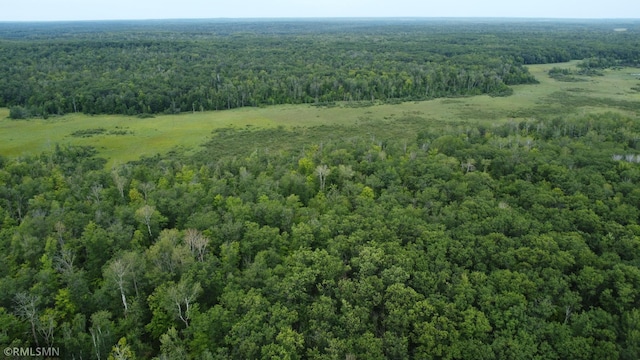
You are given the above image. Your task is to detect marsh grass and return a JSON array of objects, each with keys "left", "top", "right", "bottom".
[{"left": 1, "top": 62, "right": 638, "bottom": 167}]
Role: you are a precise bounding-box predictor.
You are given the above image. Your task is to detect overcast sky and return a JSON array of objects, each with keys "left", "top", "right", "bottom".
[{"left": 2, "top": 0, "right": 639, "bottom": 21}]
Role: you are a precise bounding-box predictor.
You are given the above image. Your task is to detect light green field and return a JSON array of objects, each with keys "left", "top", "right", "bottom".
[{"left": 1, "top": 61, "right": 638, "bottom": 167}]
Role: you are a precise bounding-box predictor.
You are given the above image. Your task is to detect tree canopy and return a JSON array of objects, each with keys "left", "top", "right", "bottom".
[
  {"left": 1, "top": 110, "right": 640, "bottom": 358},
  {"left": 2, "top": 19, "right": 638, "bottom": 117},
  {"left": 1, "top": 19, "right": 640, "bottom": 359}
]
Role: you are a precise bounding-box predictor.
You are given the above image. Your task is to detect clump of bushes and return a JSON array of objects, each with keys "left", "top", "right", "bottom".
[
  {"left": 70, "top": 128, "right": 106, "bottom": 137},
  {"left": 9, "top": 106, "right": 31, "bottom": 119},
  {"left": 548, "top": 67, "right": 586, "bottom": 82}
]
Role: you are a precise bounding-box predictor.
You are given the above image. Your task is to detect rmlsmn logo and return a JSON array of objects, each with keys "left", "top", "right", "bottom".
[{"left": 4, "top": 347, "right": 60, "bottom": 357}]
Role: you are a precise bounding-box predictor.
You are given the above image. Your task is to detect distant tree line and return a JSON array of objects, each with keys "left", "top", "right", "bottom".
[{"left": 1, "top": 20, "right": 638, "bottom": 118}]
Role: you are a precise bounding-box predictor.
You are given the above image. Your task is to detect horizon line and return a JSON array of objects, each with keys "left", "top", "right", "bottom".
[{"left": 1, "top": 16, "right": 640, "bottom": 23}]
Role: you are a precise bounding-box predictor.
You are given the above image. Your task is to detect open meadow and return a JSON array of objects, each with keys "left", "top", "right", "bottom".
[{"left": 1, "top": 61, "right": 638, "bottom": 167}]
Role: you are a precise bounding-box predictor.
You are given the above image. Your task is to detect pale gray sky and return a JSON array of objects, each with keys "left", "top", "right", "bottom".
[{"left": 2, "top": 0, "right": 639, "bottom": 21}]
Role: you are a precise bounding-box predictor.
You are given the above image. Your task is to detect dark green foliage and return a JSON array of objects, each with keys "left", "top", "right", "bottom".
[
  {"left": 548, "top": 67, "right": 586, "bottom": 82},
  {"left": 548, "top": 65, "right": 608, "bottom": 82},
  {"left": 8, "top": 106, "right": 30, "bottom": 119},
  {"left": 1, "top": 111, "right": 640, "bottom": 359},
  {"left": 2, "top": 19, "right": 637, "bottom": 117},
  {"left": 577, "top": 57, "right": 620, "bottom": 70},
  {"left": 2, "top": 19, "right": 640, "bottom": 360},
  {"left": 70, "top": 128, "right": 106, "bottom": 137}
]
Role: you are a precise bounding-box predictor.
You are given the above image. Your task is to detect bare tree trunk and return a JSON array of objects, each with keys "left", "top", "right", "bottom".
[
  {"left": 108, "top": 259, "right": 130, "bottom": 315},
  {"left": 15, "top": 293, "right": 40, "bottom": 347},
  {"left": 91, "top": 328, "right": 102, "bottom": 360},
  {"left": 111, "top": 167, "right": 128, "bottom": 199}
]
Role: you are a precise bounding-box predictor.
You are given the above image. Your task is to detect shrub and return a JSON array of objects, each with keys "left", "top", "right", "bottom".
[{"left": 9, "top": 106, "right": 30, "bottom": 119}]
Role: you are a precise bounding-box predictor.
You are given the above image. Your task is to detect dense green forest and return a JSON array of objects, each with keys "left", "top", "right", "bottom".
[
  {"left": 1, "top": 19, "right": 639, "bottom": 117},
  {"left": 2, "top": 19, "right": 640, "bottom": 360},
  {"left": 2, "top": 111, "right": 640, "bottom": 359}
]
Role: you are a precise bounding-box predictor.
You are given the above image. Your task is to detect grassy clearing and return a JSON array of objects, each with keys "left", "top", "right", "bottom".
[{"left": 1, "top": 61, "right": 638, "bottom": 167}]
